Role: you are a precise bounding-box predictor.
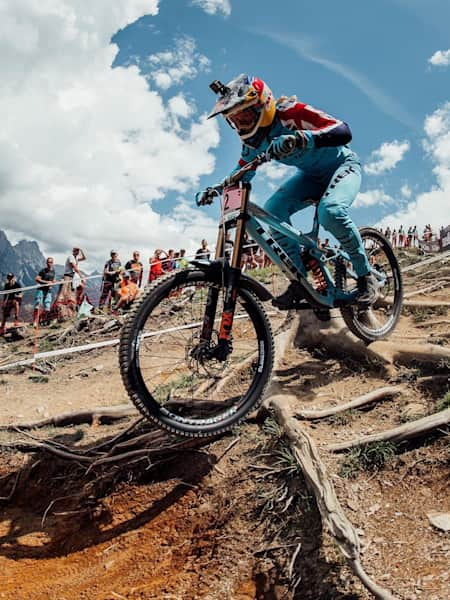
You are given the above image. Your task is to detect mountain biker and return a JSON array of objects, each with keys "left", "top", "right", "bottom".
[{"left": 207, "top": 74, "right": 377, "bottom": 308}]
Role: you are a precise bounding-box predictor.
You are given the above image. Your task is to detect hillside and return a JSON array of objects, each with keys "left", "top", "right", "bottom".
[{"left": 0, "top": 250, "right": 448, "bottom": 599}]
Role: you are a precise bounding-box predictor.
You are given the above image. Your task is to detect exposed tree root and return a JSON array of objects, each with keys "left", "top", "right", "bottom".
[
  {"left": 270, "top": 393, "right": 396, "bottom": 600},
  {"left": 258, "top": 314, "right": 398, "bottom": 597},
  {"left": 328, "top": 408, "right": 450, "bottom": 452},
  {"left": 0, "top": 405, "right": 138, "bottom": 431},
  {"left": 295, "top": 311, "right": 450, "bottom": 374},
  {"left": 261, "top": 314, "right": 301, "bottom": 408},
  {"left": 403, "top": 279, "right": 450, "bottom": 298},
  {"left": 296, "top": 386, "right": 403, "bottom": 420},
  {"left": 379, "top": 298, "right": 450, "bottom": 309},
  {"left": 415, "top": 319, "right": 450, "bottom": 328},
  {"left": 0, "top": 425, "right": 212, "bottom": 471}
]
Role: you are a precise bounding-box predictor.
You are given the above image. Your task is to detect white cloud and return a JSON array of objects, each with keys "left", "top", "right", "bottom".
[
  {"left": 191, "top": 0, "right": 231, "bottom": 16},
  {"left": 0, "top": 1, "right": 220, "bottom": 268},
  {"left": 400, "top": 184, "right": 412, "bottom": 198},
  {"left": 259, "top": 162, "right": 295, "bottom": 181},
  {"left": 378, "top": 102, "right": 450, "bottom": 231},
  {"left": 146, "top": 35, "right": 211, "bottom": 90},
  {"left": 354, "top": 189, "right": 394, "bottom": 209},
  {"left": 364, "top": 140, "right": 410, "bottom": 175},
  {"left": 428, "top": 49, "right": 450, "bottom": 67},
  {"left": 258, "top": 162, "right": 297, "bottom": 191}
]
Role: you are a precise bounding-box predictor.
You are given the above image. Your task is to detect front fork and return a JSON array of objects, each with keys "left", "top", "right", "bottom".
[{"left": 199, "top": 184, "right": 249, "bottom": 360}]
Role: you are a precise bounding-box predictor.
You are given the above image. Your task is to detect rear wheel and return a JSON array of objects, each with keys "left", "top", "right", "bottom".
[
  {"left": 119, "top": 269, "right": 274, "bottom": 437},
  {"left": 339, "top": 227, "right": 403, "bottom": 343}
]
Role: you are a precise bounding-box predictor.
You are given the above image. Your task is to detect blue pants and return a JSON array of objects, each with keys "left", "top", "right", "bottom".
[{"left": 264, "top": 160, "right": 371, "bottom": 277}]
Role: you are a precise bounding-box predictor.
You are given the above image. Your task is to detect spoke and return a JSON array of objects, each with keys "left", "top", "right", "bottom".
[{"left": 133, "top": 280, "right": 260, "bottom": 424}]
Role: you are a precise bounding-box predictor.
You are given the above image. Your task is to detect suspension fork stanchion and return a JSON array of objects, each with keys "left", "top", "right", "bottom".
[
  {"left": 217, "top": 183, "right": 249, "bottom": 349},
  {"left": 199, "top": 222, "right": 225, "bottom": 343}
]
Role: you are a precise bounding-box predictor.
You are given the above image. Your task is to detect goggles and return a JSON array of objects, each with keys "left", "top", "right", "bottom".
[{"left": 228, "top": 106, "right": 260, "bottom": 132}]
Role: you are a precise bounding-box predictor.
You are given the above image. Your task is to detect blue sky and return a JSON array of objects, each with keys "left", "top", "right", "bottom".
[
  {"left": 1, "top": 0, "right": 449, "bottom": 267},
  {"left": 113, "top": 0, "right": 449, "bottom": 235}
]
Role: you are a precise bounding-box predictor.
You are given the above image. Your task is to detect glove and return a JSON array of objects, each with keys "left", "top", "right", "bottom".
[
  {"left": 196, "top": 187, "right": 219, "bottom": 206},
  {"left": 267, "top": 131, "right": 307, "bottom": 159}
]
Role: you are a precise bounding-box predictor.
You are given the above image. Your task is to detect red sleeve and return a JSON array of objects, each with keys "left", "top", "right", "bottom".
[
  {"left": 278, "top": 100, "right": 340, "bottom": 131},
  {"left": 278, "top": 100, "right": 352, "bottom": 148}
]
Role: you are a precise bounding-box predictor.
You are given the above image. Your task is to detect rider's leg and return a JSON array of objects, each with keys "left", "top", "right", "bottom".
[
  {"left": 265, "top": 172, "right": 324, "bottom": 309},
  {"left": 264, "top": 171, "right": 323, "bottom": 273},
  {"left": 318, "top": 161, "right": 377, "bottom": 304}
]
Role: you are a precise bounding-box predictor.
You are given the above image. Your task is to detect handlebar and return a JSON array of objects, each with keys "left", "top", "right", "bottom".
[{"left": 196, "top": 134, "right": 300, "bottom": 206}]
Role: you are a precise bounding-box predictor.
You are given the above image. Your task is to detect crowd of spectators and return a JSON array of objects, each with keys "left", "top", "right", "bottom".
[
  {"left": 378, "top": 224, "right": 445, "bottom": 248},
  {"left": 0, "top": 235, "right": 274, "bottom": 332},
  {"left": 2, "top": 223, "right": 447, "bottom": 333}
]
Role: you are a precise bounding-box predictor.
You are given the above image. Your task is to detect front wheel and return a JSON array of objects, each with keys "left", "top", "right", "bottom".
[
  {"left": 339, "top": 227, "right": 403, "bottom": 343},
  {"left": 119, "top": 269, "right": 274, "bottom": 437}
]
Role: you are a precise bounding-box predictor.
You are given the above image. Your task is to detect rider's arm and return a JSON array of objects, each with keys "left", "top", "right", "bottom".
[{"left": 278, "top": 99, "right": 352, "bottom": 148}]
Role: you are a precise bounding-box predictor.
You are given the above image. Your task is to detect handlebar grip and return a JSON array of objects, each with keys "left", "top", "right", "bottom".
[{"left": 280, "top": 135, "right": 297, "bottom": 154}]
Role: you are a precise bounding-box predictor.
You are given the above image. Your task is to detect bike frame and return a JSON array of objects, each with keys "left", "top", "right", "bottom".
[{"left": 196, "top": 159, "right": 385, "bottom": 350}]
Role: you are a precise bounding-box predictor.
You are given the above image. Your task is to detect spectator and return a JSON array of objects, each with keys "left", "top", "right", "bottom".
[
  {"left": 398, "top": 225, "right": 405, "bottom": 247},
  {"left": 56, "top": 246, "right": 86, "bottom": 320},
  {"left": 33, "top": 257, "right": 56, "bottom": 328},
  {"left": 99, "top": 250, "right": 122, "bottom": 311},
  {"left": 412, "top": 226, "right": 418, "bottom": 248},
  {"left": 195, "top": 239, "right": 210, "bottom": 260},
  {"left": 406, "top": 226, "right": 413, "bottom": 248},
  {"left": 0, "top": 273, "right": 23, "bottom": 335},
  {"left": 255, "top": 246, "right": 269, "bottom": 269},
  {"left": 391, "top": 228, "right": 397, "bottom": 248},
  {"left": 125, "top": 250, "right": 143, "bottom": 287},
  {"left": 241, "top": 233, "right": 258, "bottom": 270},
  {"left": 177, "top": 249, "right": 189, "bottom": 269},
  {"left": 149, "top": 249, "right": 167, "bottom": 283},
  {"left": 423, "top": 224, "right": 432, "bottom": 242},
  {"left": 114, "top": 271, "right": 140, "bottom": 312},
  {"left": 164, "top": 249, "right": 176, "bottom": 272},
  {"left": 322, "top": 238, "right": 330, "bottom": 248}
]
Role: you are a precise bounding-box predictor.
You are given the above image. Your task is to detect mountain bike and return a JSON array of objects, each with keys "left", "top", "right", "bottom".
[{"left": 119, "top": 142, "right": 403, "bottom": 437}]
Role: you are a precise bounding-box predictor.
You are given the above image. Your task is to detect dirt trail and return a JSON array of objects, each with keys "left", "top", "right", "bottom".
[{"left": 0, "top": 251, "right": 449, "bottom": 599}]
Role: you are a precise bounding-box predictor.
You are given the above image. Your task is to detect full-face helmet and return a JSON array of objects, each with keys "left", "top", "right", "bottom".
[{"left": 208, "top": 74, "right": 276, "bottom": 147}]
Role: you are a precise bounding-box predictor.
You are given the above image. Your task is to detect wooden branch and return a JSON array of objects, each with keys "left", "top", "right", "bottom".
[
  {"left": 328, "top": 408, "right": 450, "bottom": 452},
  {"left": 377, "top": 297, "right": 450, "bottom": 309},
  {"left": 0, "top": 405, "right": 138, "bottom": 431},
  {"left": 296, "top": 386, "right": 403, "bottom": 420},
  {"left": 415, "top": 319, "right": 450, "bottom": 328},
  {"left": 404, "top": 280, "right": 450, "bottom": 298},
  {"left": 402, "top": 299, "right": 450, "bottom": 308},
  {"left": 0, "top": 440, "right": 93, "bottom": 462},
  {"left": 270, "top": 394, "right": 396, "bottom": 600},
  {"left": 405, "top": 266, "right": 450, "bottom": 281}
]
